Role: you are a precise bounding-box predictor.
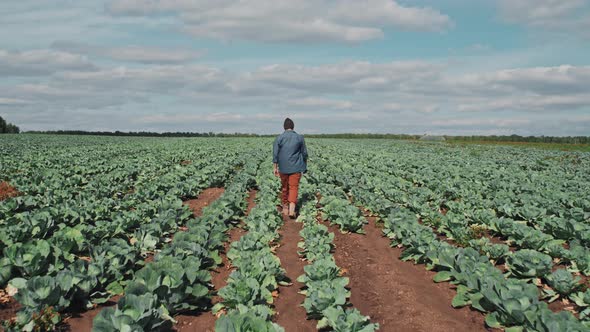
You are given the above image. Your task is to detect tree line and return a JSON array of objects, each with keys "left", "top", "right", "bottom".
[
  {"left": 25, "top": 130, "right": 263, "bottom": 137},
  {"left": 444, "top": 135, "right": 590, "bottom": 144},
  {"left": 23, "top": 130, "right": 589, "bottom": 144},
  {"left": 0, "top": 116, "right": 20, "bottom": 134}
]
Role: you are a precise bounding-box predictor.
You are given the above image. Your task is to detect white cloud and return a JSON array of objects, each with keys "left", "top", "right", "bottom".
[
  {"left": 1, "top": 47, "right": 590, "bottom": 135},
  {"left": 52, "top": 41, "right": 203, "bottom": 64},
  {"left": 0, "top": 98, "right": 31, "bottom": 105},
  {"left": 107, "top": 0, "right": 452, "bottom": 43},
  {"left": 0, "top": 49, "right": 97, "bottom": 76},
  {"left": 286, "top": 97, "right": 353, "bottom": 110},
  {"left": 106, "top": 46, "right": 201, "bottom": 63},
  {"left": 139, "top": 112, "right": 245, "bottom": 124},
  {"left": 497, "top": 0, "right": 590, "bottom": 36},
  {"left": 498, "top": 0, "right": 586, "bottom": 24},
  {"left": 431, "top": 118, "right": 531, "bottom": 128},
  {"left": 243, "top": 61, "right": 443, "bottom": 94},
  {"left": 184, "top": 18, "right": 384, "bottom": 43},
  {"left": 457, "top": 94, "right": 590, "bottom": 112}
]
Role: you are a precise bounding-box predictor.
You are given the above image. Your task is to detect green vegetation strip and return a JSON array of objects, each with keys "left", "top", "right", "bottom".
[
  {"left": 213, "top": 164, "right": 286, "bottom": 332},
  {"left": 2, "top": 142, "right": 245, "bottom": 330},
  {"left": 382, "top": 207, "right": 588, "bottom": 331},
  {"left": 308, "top": 143, "right": 589, "bottom": 330},
  {"left": 2, "top": 135, "right": 590, "bottom": 332},
  {"left": 296, "top": 179, "right": 379, "bottom": 331},
  {"left": 91, "top": 161, "right": 257, "bottom": 331}
]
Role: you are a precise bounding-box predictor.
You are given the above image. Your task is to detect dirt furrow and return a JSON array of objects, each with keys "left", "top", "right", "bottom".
[
  {"left": 174, "top": 189, "right": 257, "bottom": 332},
  {"left": 0, "top": 181, "right": 19, "bottom": 201},
  {"left": 328, "top": 216, "right": 488, "bottom": 332},
  {"left": 65, "top": 188, "right": 226, "bottom": 332},
  {"left": 274, "top": 215, "right": 317, "bottom": 332}
]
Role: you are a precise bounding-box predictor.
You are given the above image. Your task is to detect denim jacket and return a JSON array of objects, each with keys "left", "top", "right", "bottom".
[{"left": 272, "top": 130, "right": 308, "bottom": 174}]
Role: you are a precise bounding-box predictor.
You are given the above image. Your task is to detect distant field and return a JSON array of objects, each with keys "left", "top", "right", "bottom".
[{"left": 445, "top": 139, "right": 590, "bottom": 152}]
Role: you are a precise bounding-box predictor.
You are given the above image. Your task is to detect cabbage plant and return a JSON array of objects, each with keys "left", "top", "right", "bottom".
[
  {"left": 506, "top": 249, "right": 552, "bottom": 279},
  {"left": 545, "top": 269, "right": 582, "bottom": 301}
]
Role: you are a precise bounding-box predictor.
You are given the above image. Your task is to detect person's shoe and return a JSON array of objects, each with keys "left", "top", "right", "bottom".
[{"left": 288, "top": 202, "right": 296, "bottom": 219}]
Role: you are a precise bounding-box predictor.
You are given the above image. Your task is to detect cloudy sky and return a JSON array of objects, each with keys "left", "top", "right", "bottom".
[{"left": 1, "top": 0, "right": 590, "bottom": 135}]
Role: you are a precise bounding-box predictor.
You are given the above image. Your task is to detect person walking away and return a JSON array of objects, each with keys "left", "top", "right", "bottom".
[{"left": 273, "top": 118, "right": 308, "bottom": 218}]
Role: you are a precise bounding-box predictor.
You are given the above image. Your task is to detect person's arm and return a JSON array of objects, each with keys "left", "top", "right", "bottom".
[
  {"left": 273, "top": 136, "right": 280, "bottom": 177},
  {"left": 302, "top": 137, "right": 308, "bottom": 163}
]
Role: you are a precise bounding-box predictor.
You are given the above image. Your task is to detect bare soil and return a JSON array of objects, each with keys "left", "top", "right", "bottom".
[
  {"left": 184, "top": 188, "right": 226, "bottom": 218},
  {"left": 0, "top": 182, "right": 19, "bottom": 201},
  {"left": 0, "top": 295, "right": 21, "bottom": 323},
  {"left": 328, "top": 216, "right": 489, "bottom": 332},
  {"left": 174, "top": 189, "right": 256, "bottom": 332},
  {"left": 64, "top": 296, "right": 120, "bottom": 332},
  {"left": 273, "top": 214, "right": 317, "bottom": 332},
  {"left": 548, "top": 297, "right": 577, "bottom": 316},
  {"left": 63, "top": 188, "right": 226, "bottom": 332}
]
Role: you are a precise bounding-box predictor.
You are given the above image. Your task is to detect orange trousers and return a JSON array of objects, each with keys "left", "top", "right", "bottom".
[{"left": 279, "top": 172, "right": 302, "bottom": 205}]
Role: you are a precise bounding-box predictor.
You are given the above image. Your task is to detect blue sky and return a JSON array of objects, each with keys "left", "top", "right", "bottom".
[{"left": 1, "top": 0, "right": 590, "bottom": 135}]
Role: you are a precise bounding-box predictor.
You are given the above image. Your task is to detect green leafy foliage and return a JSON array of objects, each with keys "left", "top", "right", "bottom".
[
  {"left": 570, "top": 289, "right": 590, "bottom": 322},
  {"left": 545, "top": 269, "right": 582, "bottom": 298},
  {"left": 506, "top": 250, "right": 553, "bottom": 279},
  {"left": 319, "top": 307, "right": 379, "bottom": 332},
  {"left": 2, "top": 306, "right": 61, "bottom": 332},
  {"left": 320, "top": 196, "right": 366, "bottom": 233},
  {"left": 479, "top": 279, "right": 540, "bottom": 329},
  {"left": 298, "top": 223, "right": 334, "bottom": 262},
  {"left": 468, "top": 238, "right": 510, "bottom": 264},
  {"left": 2, "top": 135, "right": 590, "bottom": 331},
  {"left": 214, "top": 166, "right": 287, "bottom": 328},
  {"left": 92, "top": 290, "right": 173, "bottom": 332},
  {"left": 296, "top": 186, "right": 377, "bottom": 330},
  {"left": 215, "top": 312, "right": 285, "bottom": 332}
]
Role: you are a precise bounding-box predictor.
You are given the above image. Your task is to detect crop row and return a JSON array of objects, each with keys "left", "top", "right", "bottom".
[
  {"left": 1, "top": 148, "right": 241, "bottom": 288},
  {"left": 297, "top": 179, "right": 379, "bottom": 331},
  {"left": 308, "top": 144, "right": 589, "bottom": 330},
  {"left": 383, "top": 206, "right": 588, "bottom": 331},
  {"left": 1, "top": 139, "right": 257, "bottom": 330},
  {"left": 356, "top": 153, "right": 590, "bottom": 324},
  {"left": 93, "top": 153, "right": 262, "bottom": 331},
  {"left": 344, "top": 172, "right": 590, "bottom": 330},
  {"left": 213, "top": 164, "right": 286, "bottom": 331}
]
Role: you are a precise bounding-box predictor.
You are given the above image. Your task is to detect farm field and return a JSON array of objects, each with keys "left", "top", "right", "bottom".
[
  {"left": 0, "top": 134, "right": 589, "bottom": 332},
  {"left": 444, "top": 140, "right": 590, "bottom": 153}
]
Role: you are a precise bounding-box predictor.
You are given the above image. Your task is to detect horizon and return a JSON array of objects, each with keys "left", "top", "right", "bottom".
[
  {"left": 1, "top": 1, "right": 590, "bottom": 136},
  {"left": 19, "top": 129, "right": 590, "bottom": 139}
]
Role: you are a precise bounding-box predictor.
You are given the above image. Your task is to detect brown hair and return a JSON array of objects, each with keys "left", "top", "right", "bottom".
[{"left": 283, "top": 118, "right": 294, "bottom": 130}]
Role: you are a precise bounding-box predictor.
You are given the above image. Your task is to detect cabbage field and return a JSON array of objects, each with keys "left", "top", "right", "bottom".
[{"left": 0, "top": 134, "right": 589, "bottom": 332}]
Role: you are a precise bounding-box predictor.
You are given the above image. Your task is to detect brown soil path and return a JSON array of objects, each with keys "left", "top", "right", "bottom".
[
  {"left": 64, "top": 188, "right": 225, "bottom": 332},
  {"left": 328, "top": 216, "right": 489, "bottom": 332},
  {"left": 0, "top": 182, "right": 19, "bottom": 201},
  {"left": 184, "top": 188, "right": 226, "bottom": 218},
  {"left": 274, "top": 215, "right": 317, "bottom": 332},
  {"left": 174, "top": 189, "right": 257, "bottom": 332},
  {"left": 0, "top": 295, "right": 21, "bottom": 322}
]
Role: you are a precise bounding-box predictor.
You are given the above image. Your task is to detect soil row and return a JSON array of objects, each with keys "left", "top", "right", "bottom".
[
  {"left": 2, "top": 185, "right": 490, "bottom": 332},
  {"left": 325, "top": 214, "right": 489, "bottom": 332},
  {"left": 273, "top": 212, "right": 317, "bottom": 331},
  {"left": 270, "top": 197, "right": 489, "bottom": 332},
  {"left": 174, "top": 189, "right": 256, "bottom": 332},
  {"left": 0, "top": 182, "right": 19, "bottom": 201}
]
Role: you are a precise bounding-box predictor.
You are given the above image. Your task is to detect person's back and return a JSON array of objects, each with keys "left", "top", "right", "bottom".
[
  {"left": 273, "top": 118, "right": 308, "bottom": 218},
  {"left": 274, "top": 130, "right": 307, "bottom": 175}
]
